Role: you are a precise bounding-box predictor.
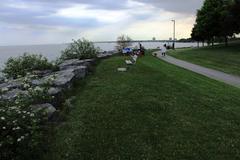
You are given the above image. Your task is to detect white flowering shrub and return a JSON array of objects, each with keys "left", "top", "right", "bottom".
[
  {"left": 3, "top": 53, "right": 57, "bottom": 79},
  {"left": 60, "top": 39, "right": 98, "bottom": 61},
  {"left": 0, "top": 100, "right": 46, "bottom": 160},
  {"left": 21, "top": 74, "right": 55, "bottom": 105},
  {"left": 0, "top": 75, "right": 56, "bottom": 159}
]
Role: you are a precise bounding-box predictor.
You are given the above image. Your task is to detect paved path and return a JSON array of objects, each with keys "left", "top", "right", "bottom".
[{"left": 155, "top": 51, "right": 240, "bottom": 88}]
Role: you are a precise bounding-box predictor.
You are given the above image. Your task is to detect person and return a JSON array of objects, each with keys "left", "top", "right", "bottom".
[
  {"left": 162, "top": 44, "right": 167, "bottom": 56},
  {"left": 139, "top": 43, "right": 145, "bottom": 56}
]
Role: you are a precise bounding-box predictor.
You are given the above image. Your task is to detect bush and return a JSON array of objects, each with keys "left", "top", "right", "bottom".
[
  {"left": 60, "top": 39, "right": 98, "bottom": 61},
  {"left": 0, "top": 75, "right": 55, "bottom": 160},
  {"left": 0, "top": 102, "right": 45, "bottom": 160},
  {"left": 3, "top": 53, "right": 56, "bottom": 79}
]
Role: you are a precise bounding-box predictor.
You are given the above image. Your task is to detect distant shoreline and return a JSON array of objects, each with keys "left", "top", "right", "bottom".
[{"left": 0, "top": 40, "right": 194, "bottom": 47}]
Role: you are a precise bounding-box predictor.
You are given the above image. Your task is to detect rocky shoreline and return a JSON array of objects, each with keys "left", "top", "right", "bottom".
[{"left": 0, "top": 51, "right": 115, "bottom": 119}]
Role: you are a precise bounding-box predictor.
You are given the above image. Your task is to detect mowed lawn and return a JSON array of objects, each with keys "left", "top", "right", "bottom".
[
  {"left": 44, "top": 52, "right": 240, "bottom": 160},
  {"left": 168, "top": 42, "right": 240, "bottom": 76}
]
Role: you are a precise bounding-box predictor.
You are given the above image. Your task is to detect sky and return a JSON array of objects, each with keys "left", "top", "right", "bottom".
[{"left": 0, "top": 0, "right": 204, "bottom": 45}]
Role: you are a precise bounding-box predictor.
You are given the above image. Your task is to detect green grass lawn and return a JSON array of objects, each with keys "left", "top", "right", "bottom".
[
  {"left": 168, "top": 43, "right": 240, "bottom": 76},
  {"left": 43, "top": 52, "right": 240, "bottom": 160}
]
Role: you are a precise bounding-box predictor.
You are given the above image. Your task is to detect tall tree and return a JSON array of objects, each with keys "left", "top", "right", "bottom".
[
  {"left": 219, "top": 0, "right": 234, "bottom": 46},
  {"left": 192, "top": 0, "right": 239, "bottom": 46},
  {"left": 230, "top": 0, "right": 240, "bottom": 33},
  {"left": 191, "top": 24, "right": 205, "bottom": 47}
]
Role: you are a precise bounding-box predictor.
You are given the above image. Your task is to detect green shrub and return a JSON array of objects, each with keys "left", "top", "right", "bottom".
[
  {"left": 60, "top": 39, "right": 98, "bottom": 61},
  {"left": 3, "top": 53, "right": 56, "bottom": 79}
]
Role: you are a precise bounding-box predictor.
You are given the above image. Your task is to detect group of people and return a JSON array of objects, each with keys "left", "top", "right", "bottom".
[{"left": 123, "top": 43, "right": 168, "bottom": 57}]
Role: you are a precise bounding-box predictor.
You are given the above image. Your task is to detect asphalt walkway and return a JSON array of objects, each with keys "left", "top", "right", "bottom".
[{"left": 155, "top": 51, "right": 240, "bottom": 88}]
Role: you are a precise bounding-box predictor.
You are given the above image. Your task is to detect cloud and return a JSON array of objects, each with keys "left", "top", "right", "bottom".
[
  {"left": 0, "top": 0, "right": 204, "bottom": 45},
  {"left": 134, "top": 0, "right": 204, "bottom": 14}
]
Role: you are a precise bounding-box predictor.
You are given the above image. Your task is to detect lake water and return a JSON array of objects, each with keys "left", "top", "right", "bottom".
[{"left": 0, "top": 42, "right": 199, "bottom": 68}]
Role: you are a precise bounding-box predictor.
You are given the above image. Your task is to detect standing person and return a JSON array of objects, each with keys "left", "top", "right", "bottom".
[{"left": 162, "top": 44, "right": 167, "bottom": 56}]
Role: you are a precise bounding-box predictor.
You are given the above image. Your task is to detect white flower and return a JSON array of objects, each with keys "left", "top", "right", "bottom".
[
  {"left": 30, "top": 113, "right": 35, "bottom": 117},
  {"left": 1, "top": 117, "right": 5, "bottom": 120},
  {"left": 17, "top": 75, "right": 22, "bottom": 78},
  {"left": 15, "top": 101, "right": 20, "bottom": 104},
  {"left": 22, "top": 116, "right": 26, "bottom": 119},
  {"left": 16, "top": 126, "right": 20, "bottom": 130},
  {"left": 34, "top": 86, "right": 43, "bottom": 92},
  {"left": 20, "top": 136, "right": 25, "bottom": 139},
  {"left": 2, "top": 127, "right": 6, "bottom": 130},
  {"left": 17, "top": 138, "right": 21, "bottom": 142},
  {"left": 23, "top": 83, "right": 30, "bottom": 88},
  {"left": 50, "top": 77, "right": 55, "bottom": 81}
]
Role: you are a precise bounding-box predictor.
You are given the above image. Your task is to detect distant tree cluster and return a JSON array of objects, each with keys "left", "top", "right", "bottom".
[
  {"left": 178, "top": 38, "right": 194, "bottom": 42},
  {"left": 191, "top": 0, "right": 240, "bottom": 46}
]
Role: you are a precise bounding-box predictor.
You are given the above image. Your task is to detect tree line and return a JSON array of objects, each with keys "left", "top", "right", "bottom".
[{"left": 191, "top": 0, "right": 240, "bottom": 46}]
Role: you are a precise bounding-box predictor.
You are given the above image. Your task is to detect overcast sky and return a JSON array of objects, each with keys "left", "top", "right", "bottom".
[{"left": 0, "top": 0, "right": 204, "bottom": 45}]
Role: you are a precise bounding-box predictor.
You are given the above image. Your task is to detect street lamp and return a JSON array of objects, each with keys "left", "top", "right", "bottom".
[{"left": 171, "top": 20, "right": 175, "bottom": 49}]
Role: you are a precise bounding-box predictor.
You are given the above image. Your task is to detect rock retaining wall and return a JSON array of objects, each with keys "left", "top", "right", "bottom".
[{"left": 0, "top": 52, "right": 116, "bottom": 119}]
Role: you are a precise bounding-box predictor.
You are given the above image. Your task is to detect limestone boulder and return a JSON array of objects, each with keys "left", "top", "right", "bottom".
[
  {"left": 0, "top": 89, "right": 28, "bottom": 101},
  {"left": 52, "top": 69, "right": 75, "bottom": 88},
  {"left": 59, "top": 59, "right": 95, "bottom": 70},
  {"left": 32, "top": 70, "right": 53, "bottom": 77},
  {"left": 0, "top": 80, "right": 23, "bottom": 91}
]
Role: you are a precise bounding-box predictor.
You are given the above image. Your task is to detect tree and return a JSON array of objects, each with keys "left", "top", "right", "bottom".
[
  {"left": 191, "top": 24, "right": 204, "bottom": 47},
  {"left": 230, "top": 0, "right": 240, "bottom": 34},
  {"left": 116, "top": 35, "right": 132, "bottom": 51},
  {"left": 218, "top": 0, "right": 238, "bottom": 46},
  {"left": 191, "top": 0, "right": 239, "bottom": 46}
]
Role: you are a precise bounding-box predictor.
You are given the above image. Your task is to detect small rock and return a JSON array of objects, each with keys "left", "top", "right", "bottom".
[
  {"left": 0, "top": 76, "right": 4, "bottom": 84},
  {"left": 118, "top": 68, "right": 127, "bottom": 72},
  {"left": 48, "top": 87, "right": 62, "bottom": 96},
  {"left": 31, "top": 79, "right": 45, "bottom": 86},
  {"left": 30, "top": 103, "right": 56, "bottom": 119}
]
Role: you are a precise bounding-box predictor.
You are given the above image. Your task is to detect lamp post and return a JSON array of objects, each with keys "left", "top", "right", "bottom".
[{"left": 171, "top": 20, "right": 175, "bottom": 49}]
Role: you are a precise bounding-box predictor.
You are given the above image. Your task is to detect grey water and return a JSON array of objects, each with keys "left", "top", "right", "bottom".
[{"left": 0, "top": 42, "right": 199, "bottom": 68}]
